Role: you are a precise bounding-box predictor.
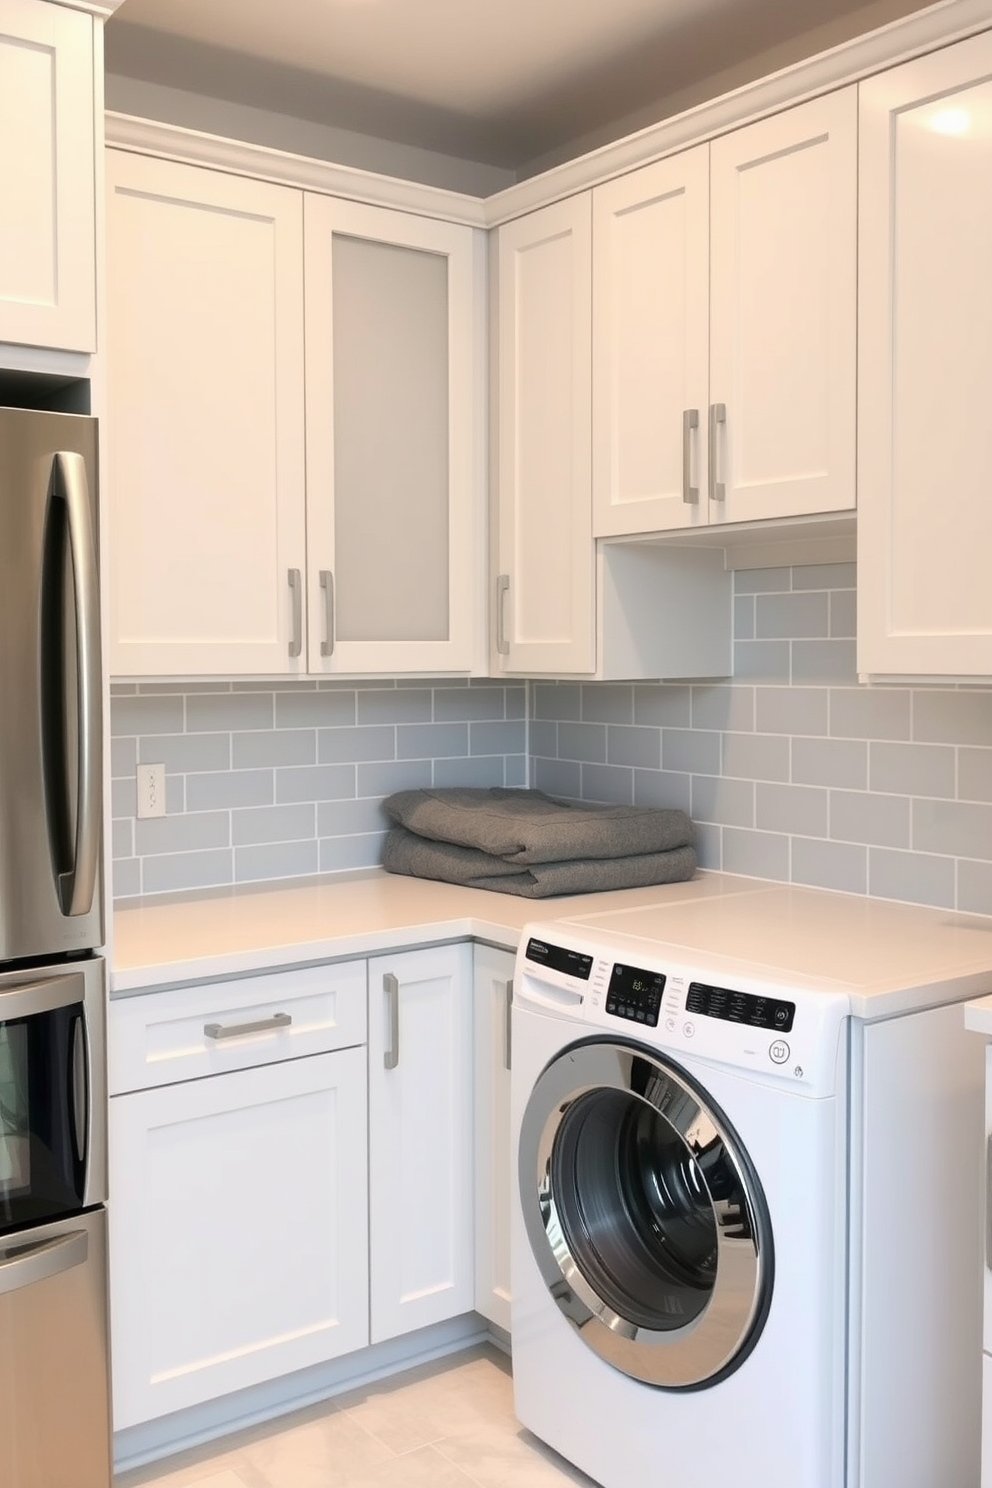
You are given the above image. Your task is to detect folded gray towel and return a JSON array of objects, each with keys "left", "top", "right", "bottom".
[
  {"left": 381, "top": 825, "right": 697, "bottom": 898},
  {"left": 382, "top": 787, "right": 693, "bottom": 865}
]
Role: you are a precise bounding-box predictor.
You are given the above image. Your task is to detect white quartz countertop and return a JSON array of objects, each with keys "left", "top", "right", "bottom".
[
  {"left": 110, "top": 868, "right": 754, "bottom": 992},
  {"left": 112, "top": 868, "right": 992, "bottom": 1019}
]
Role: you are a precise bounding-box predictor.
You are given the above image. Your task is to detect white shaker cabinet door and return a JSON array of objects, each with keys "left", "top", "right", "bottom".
[
  {"left": 109, "top": 1047, "right": 369, "bottom": 1428},
  {"left": 473, "top": 943, "right": 514, "bottom": 1333},
  {"left": 592, "top": 145, "right": 710, "bottom": 537},
  {"left": 0, "top": 0, "right": 95, "bottom": 352},
  {"left": 858, "top": 32, "right": 992, "bottom": 677},
  {"left": 304, "top": 197, "right": 485, "bottom": 675},
  {"left": 708, "top": 87, "right": 857, "bottom": 526},
  {"left": 368, "top": 943, "right": 474, "bottom": 1343},
  {"left": 106, "top": 152, "right": 306, "bottom": 676},
  {"left": 496, "top": 195, "right": 594, "bottom": 674}
]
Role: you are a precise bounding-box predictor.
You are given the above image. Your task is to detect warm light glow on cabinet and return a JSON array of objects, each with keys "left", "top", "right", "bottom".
[{"left": 927, "top": 106, "right": 971, "bottom": 135}]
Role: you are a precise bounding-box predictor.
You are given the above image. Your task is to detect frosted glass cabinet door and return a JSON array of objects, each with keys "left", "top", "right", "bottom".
[
  {"left": 304, "top": 197, "right": 484, "bottom": 674},
  {"left": 858, "top": 32, "right": 992, "bottom": 677},
  {"left": 106, "top": 152, "right": 307, "bottom": 676},
  {"left": 0, "top": 0, "right": 95, "bottom": 351}
]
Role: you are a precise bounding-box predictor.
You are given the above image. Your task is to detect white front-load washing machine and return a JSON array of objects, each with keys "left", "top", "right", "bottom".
[{"left": 510, "top": 895, "right": 986, "bottom": 1488}]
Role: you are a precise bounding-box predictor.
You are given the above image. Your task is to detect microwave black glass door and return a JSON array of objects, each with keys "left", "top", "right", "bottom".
[{"left": 0, "top": 999, "right": 85, "bottom": 1233}]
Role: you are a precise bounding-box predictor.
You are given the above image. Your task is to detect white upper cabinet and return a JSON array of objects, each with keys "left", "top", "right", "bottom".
[
  {"left": 106, "top": 154, "right": 485, "bottom": 677},
  {"left": 592, "top": 88, "right": 857, "bottom": 537},
  {"left": 494, "top": 191, "right": 732, "bottom": 681},
  {"left": 495, "top": 195, "right": 595, "bottom": 674},
  {"left": 106, "top": 152, "right": 307, "bottom": 677},
  {"left": 592, "top": 146, "right": 709, "bottom": 537},
  {"left": 304, "top": 197, "right": 485, "bottom": 674},
  {"left": 0, "top": 0, "right": 96, "bottom": 352},
  {"left": 858, "top": 31, "right": 992, "bottom": 677},
  {"left": 710, "top": 89, "right": 857, "bottom": 525}
]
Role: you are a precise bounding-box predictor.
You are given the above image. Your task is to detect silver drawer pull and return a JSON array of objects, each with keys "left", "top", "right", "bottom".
[
  {"left": 503, "top": 978, "right": 513, "bottom": 1072},
  {"left": 383, "top": 973, "right": 400, "bottom": 1070},
  {"left": 682, "top": 408, "right": 699, "bottom": 503},
  {"left": 204, "top": 1012, "right": 292, "bottom": 1041},
  {"left": 708, "top": 402, "right": 726, "bottom": 502}
]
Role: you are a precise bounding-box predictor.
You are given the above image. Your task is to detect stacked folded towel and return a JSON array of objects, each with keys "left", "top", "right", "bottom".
[{"left": 380, "top": 787, "right": 696, "bottom": 898}]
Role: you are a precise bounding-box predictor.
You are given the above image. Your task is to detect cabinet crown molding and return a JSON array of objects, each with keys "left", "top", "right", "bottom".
[
  {"left": 104, "top": 112, "right": 488, "bottom": 228},
  {"left": 486, "top": 0, "right": 992, "bottom": 225}
]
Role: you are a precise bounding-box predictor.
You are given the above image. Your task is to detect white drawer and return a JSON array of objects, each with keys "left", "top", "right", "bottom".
[{"left": 109, "top": 960, "right": 367, "bottom": 1094}]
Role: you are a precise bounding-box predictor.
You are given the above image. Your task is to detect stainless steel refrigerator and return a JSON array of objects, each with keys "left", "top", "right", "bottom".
[{"left": 0, "top": 407, "right": 111, "bottom": 1488}]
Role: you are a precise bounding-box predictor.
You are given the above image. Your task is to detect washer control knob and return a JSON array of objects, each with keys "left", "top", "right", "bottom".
[{"left": 769, "top": 1040, "right": 790, "bottom": 1064}]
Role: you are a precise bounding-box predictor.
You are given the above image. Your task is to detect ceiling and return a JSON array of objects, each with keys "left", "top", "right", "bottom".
[{"left": 105, "top": 0, "right": 933, "bottom": 174}]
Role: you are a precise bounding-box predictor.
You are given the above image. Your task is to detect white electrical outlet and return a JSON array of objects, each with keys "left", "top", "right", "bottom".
[{"left": 136, "top": 763, "right": 166, "bottom": 820}]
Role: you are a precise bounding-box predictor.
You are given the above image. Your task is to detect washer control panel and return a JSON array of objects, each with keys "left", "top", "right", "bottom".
[
  {"left": 518, "top": 926, "right": 849, "bottom": 1096},
  {"left": 605, "top": 962, "right": 665, "bottom": 1027},
  {"left": 685, "top": 980, "right": 795, "bottom": 1033}
]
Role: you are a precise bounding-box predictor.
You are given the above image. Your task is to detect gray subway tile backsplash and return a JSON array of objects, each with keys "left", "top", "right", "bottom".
[
  {"left": 111, "top": 565, "right": 992, "bottom": 917},
  {"left": 112, "top": 679, "right": 529, "bottom": 900}
]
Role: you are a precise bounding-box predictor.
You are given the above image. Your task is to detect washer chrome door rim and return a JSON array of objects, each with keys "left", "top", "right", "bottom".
[{"left": 519, "top": 1039, "right": 773, "bottom": 1388}]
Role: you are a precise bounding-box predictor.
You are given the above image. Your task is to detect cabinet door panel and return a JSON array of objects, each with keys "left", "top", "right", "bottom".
[
  {"left": 473, "top": 944, "right": 514, "bottom": 1332},
  {"left": 593, "top": 146, "right": 709, "bottom": 536},
  {"left": 305, "top": 197, "right": 483, "bottom": 673},
  {"left": 110, "top": 1048, "right": 368, "bottom": 1427},
  {"left": 709, "top": 88, "right": 856, "bottom": 524},
  {"left": 0, "top": 0, "right": 95, "bottom": 351},
  {"left": 859, "top": 34, "right": 992, "bottom": 675},
  {"left": 368, "top": 944, "right": 473, "bottom": 1342},
  {"left": 106, "top": 153, "right": 306, "bottom": 676},
  {"left": 497, "top": 196, "right": 594, "bottom": 674}
]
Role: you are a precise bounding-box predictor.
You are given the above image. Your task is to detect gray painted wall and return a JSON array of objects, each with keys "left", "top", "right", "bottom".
[{"left": 111, "top": 564, "right": 992, "bottom": 916}]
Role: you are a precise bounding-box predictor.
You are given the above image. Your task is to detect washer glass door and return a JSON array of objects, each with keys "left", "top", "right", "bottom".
[{"left": 519, "top": 1039, "right": 773, "bottom": 1388}]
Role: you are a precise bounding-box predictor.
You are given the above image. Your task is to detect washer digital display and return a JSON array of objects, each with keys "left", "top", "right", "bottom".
[
  {"left": 605, "top": 962, "right": 666, "bottom": 1027},
  {"left": 686, "top": 981, "right": 795, "bottom": 1032}
]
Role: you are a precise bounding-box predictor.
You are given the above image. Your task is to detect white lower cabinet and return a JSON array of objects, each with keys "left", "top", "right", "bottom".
[
  {"left": 472, "top": 944, "right": 514, "bottom": 1332},
  {"left": 108, "top": 963, "right": 369, "bottom": 1429},
  {"left": 368, "top": 943, "right": 475, "bottom": 1342},
  {"left": 109, "top": 941, "right": 481, "bottom": 1433}
]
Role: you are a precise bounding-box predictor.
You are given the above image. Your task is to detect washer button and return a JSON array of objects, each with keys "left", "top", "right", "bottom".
[
  {"left": 769, "top": 1040, "right": 790, "bottom": 1064},
  {"left": 682, "top": 1021, "right": 695, "bottom": 1038}
]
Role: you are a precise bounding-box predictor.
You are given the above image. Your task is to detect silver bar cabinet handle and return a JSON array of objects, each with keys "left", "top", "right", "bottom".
[
  {"left": 383, "top": 973, "right": 400, "bottom": 1070},
  {"left": 495, "top": 573, "right": 510, "bottom": 657},
  {"left": 204, "top": 1012, "right": 292, "bottom": 1041},
  {"left": 287, "top": 569, "right": 303, "bottom": 658},
  {"left": 319, "top": 570, "right": 335, "bottom": 656},
  {"left": 503, "top": 978, "right": 513, "bottom": 1072},
  {"left": 55, "top": 452, "right": 102, "bottom": 918},
  {"left": 0, "top": 1230, "right": 88, "bottom": 1298},
  {"left": 986, "top": 1133, "right": 992, "bottom": 1270},
  {"left": 708, "top": 402, "right": 726, "bottom": 502},
  {"left": 682, "top": 409, "right": 699, "bottom": 503}
]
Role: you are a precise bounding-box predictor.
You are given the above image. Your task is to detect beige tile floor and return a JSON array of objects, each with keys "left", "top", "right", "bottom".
[{"left": 114, "top": 1345, "right": 598, "bottom": 1488}]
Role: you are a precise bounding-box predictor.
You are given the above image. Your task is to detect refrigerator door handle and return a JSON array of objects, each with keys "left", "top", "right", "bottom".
[
  {"left": 53, "top": 452, "right": 102, "bottom": 918},
  {"left": 0, "top": 1229, "right": 88, "bottom": 1298}
]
